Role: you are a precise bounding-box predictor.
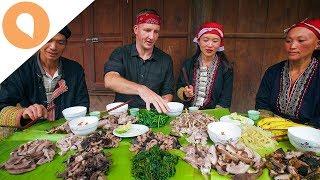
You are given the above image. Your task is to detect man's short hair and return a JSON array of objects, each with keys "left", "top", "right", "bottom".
[{"left": 136, "top": 8, "right": 159, "bottom": 17}]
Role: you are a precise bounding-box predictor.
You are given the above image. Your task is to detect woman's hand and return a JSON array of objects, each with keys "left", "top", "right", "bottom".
[{"left": 184, "top": 85, "right": 194, "bottom": 98}]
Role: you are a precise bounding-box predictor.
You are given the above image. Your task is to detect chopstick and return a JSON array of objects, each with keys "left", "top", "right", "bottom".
[
  {"left": 182, "top": 67, "right": 190, "bottom": 86},
  {"left": 103, "top": 99, "right": 133, "bottom": 114},
  {"left": 21, "top": 118, "right": 41, "bottom": 130}
]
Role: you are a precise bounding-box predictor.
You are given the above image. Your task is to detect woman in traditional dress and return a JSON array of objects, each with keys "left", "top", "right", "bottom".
[
  {"left": 176, "top": 22, "right": 233, "bottom": 109},
  {"left": 256, "top": 18, "right": 320, "bottom": 127}
]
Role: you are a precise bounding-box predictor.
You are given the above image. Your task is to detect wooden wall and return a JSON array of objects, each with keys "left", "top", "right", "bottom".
[{"left": 192, "top": 0, "right": 320, "bottom": 111}]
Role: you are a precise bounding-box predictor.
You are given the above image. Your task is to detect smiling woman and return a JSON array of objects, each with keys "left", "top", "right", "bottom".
[
  {"left": 256, "top": 18, "right": 320, "bottom": 127},
  {"left": 176, "top": 22, "right": 233, "bottom": 109}
]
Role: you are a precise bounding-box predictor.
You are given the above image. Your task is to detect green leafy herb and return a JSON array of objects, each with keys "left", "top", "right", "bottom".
[
  {"left": 132, "top": 146, "right": 179, "bottom": 180},
  {"left": 137, "top": 109, "right": 170, "bottom": 128}
]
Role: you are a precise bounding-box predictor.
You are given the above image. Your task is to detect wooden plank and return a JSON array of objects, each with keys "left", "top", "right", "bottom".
[
  {"left": 93, "top": 0, "right": 122, "bottom": 36},
  {"left": 237, "top": 0, "right": 268, "bottom": 33},
  {"left": 225, "top": 33, "right": 284, "bottom": 38},
  {"left": 223, "top": 38, "right": 236, "bottom": 65},
  {"left": 299, "top": 0, "right": 320, "bottom": 19},
  {"left": 231, "top": 39, "right": 265, "bottom": 112},
  {"left": 63, "top": 43, "right": 85, "bottom": 68},
  {"left": 266, "top": 0, "right": 300, "bottom": 33},
  {"left": 162, "top": 0, "right": 189, "bottom": 33},
  {"left": 212, "top": 0, "right": 238, "bottom": 33},
  {"left": 161, "top": 38, "right": 188, "bottom": 82},
  {"left": 262, "top": 39, "right": 286, "bottom": 74}
]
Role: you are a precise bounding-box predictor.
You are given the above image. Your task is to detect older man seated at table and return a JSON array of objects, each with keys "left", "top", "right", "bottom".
[{"left": 0, "top": 26, "right": 90, "bottom": 140}]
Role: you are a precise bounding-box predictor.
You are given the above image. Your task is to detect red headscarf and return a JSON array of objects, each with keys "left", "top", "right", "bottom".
[
  {"left": 193, "top": 22, "right": 224, "bottom": 51},
  {"left": 284, "top": 18, "right": 320, "bottom": 39},
  {"left": 136, "top": 11, "right": 161, "bottom": 26}
]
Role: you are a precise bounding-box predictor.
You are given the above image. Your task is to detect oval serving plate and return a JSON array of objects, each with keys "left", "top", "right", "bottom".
[{"left": 113, "top": 124, "right": 149, "bottom": 138}]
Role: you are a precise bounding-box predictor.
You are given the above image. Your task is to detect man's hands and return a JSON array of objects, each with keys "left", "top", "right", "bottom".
[
  {"left": 138, "top": 85, "right": 169, "bottom": 113},
  {"left": 184, "top": 85, "right": 194, "bottom": 98},
  {"left": 22, "top": 104, "right": 48, "bottom": 121},
  {"left": 104, "top": 72, "right": 171, "bottom": 113}
]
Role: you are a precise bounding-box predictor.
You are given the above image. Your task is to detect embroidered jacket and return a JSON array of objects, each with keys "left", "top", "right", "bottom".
[
  {"left": 176, "top": 55, "right": 233, "bottom": 109},
  {"left": 256, "top": 58, "right": 320, "bottom": 127}
]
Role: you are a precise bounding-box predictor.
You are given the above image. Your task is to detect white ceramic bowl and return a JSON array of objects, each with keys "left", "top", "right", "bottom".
[
  {"left": 62, "top": 106, "right": 87, "bottom": 121},
  {"left": 166, "top": 102, "right": 184, "bottom": 117},
  {"left": 288, "top": 126, "right": 320, "bottom": 153},
  {"left": 68, "top": 116, "right": 99, "bottom": 136},
  {"left": 188, "top": 106, "right": 199, "bottom": 112},
  {"left": 106, "top": 102, "right": 128, "bottom": 115},
  {"left": 207, "top": 122, "right": 242, "bottom": 144}
]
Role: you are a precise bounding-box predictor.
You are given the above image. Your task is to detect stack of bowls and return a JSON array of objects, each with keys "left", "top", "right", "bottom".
[{"left": 62, "top": 106, "right": 87, "bottom": 121}]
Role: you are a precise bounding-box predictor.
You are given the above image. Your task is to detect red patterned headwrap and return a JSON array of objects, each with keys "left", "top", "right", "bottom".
[
  {"left": 193, "top": 22, "right": 224, "bottom": 51},
  {"left": 284, "top": 18, "right": 320, "bottom": 39},
  {"left": 136, "top": 12, "right": 161, "bottom": 26}
]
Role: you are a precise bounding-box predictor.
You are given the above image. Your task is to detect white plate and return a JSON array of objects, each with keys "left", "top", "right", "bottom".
[
  {"left": 220, "top": 115, "right": 254, "bottom": 126},
  {"left": 113, "top": 124, "right": 149, "bottom": 138}
]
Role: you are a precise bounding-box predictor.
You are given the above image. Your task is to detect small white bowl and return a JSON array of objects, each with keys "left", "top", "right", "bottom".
[
  {"left": 288, "top": 126, "right": 320, "bottom": 153},
  {"left": 89, "top": 111, "right": 101, "bottom": 118},
  {"left": 62, "top": 106, "right": 87, "bottom": 121},
  {"left": 68, "top": 116, "right": 99, "bottom": 136},
  {"left": 188, "top": 106, "right": 199, "bottom": 112},
  {"left": 166, "top": 102, "right": 184, "bottom": 117},
  {"left": 207, "top": 122, "right": 242, "bottom": 144},
  {"left": 106, "top": 102, "right": 128, "bottom": 115}
]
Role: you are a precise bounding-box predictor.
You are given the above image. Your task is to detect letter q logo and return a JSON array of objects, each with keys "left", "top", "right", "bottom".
[{"left": 2, "top": 2, "right": 50, "bottom": 49}]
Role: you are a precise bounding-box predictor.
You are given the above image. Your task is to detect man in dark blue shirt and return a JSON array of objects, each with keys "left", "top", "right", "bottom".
[{"left": 104, "top": 9, "right": 174, "bottom": 113}]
